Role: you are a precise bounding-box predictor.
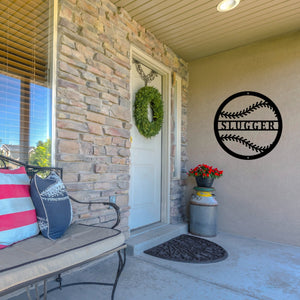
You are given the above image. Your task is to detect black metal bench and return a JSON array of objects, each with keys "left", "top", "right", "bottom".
[{"left": 0, "top": 154, "right": 126, "bottom": 300}]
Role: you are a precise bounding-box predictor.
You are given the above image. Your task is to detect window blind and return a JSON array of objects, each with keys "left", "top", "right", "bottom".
[{"left": 0, "top": 0, "right": 52, "bottom": 164}]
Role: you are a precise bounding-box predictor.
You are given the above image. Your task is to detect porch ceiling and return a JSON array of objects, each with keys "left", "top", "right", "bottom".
[{"left": 111, "top": 0, "right": 300, "bottom": 61}]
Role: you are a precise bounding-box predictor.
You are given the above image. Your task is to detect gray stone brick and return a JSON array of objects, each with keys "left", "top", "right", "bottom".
[{"left": 57, "top": 0, "right": 189, "bottom": 237}]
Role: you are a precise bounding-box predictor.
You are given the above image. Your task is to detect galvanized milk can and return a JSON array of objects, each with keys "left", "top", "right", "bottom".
[{"left": 189, "top": 187, "right": 218, "bottom": 237}]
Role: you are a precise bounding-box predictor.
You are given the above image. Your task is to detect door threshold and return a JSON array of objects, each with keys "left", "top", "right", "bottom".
[
  {"left": 127, "top": 222, "right": 188, "bottom": 256},
  {"left": 130, "top": 222, "right": 166, "bottom": 237}
]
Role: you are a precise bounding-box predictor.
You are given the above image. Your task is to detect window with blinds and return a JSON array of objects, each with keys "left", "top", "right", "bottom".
[{"left": 0, "top": 0, "right": 53, "bottom": 166}]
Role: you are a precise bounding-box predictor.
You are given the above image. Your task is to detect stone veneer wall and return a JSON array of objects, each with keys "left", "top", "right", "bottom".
[{"left": 56, "top": 0, "right": 189, "bottom": 237}]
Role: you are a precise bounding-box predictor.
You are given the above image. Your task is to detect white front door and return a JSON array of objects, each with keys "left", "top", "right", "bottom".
[{"left": 129, "top": 61, "right": 162, "bottom": 230}]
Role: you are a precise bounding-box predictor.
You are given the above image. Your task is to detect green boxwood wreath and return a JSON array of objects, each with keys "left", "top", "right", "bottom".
[{"left": 134, "top": 86, "right": 164, "bottom": 138}]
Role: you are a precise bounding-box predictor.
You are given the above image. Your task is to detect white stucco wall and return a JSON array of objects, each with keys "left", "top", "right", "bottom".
[{"left": 188, "top": 31, "right": 300, "bottom": 246}]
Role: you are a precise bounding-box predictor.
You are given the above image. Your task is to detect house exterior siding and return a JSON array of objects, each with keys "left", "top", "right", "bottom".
[
  {"left": 56, "top": 0, "right": 189, "bottom": 237},
  {"left": 188, "top": 31, "right": 300, "bottom": 246}
]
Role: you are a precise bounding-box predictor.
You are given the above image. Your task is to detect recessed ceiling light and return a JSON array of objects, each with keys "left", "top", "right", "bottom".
[{"left": 217, "top": 0, "right": 240, "bottom": 12}]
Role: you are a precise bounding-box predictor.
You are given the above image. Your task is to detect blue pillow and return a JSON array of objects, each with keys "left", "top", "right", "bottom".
[{"left": 30, "top": 172, "right": 72, "bottom": 240}]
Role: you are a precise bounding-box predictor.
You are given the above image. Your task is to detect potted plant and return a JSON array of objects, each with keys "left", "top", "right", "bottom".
[
  {"left": 188, "top": 163, "right": 223, "bottom": 237},
  {"left": 187, "top": 163, "right": 223, "bottom": 187}
]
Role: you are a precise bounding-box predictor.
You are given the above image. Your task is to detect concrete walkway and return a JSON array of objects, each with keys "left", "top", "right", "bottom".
[{"left": 8, "top": 232, "right": 300, "bottom": 300}]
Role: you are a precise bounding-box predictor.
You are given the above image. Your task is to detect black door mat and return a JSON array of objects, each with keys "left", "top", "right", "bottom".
[{"left": 144, "top": 234, "right": 228, "bottom": 263}]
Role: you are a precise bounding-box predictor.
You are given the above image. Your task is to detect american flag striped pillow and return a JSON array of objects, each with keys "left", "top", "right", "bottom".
[{"left": 0, "top": 167, "right": 39, "bottom": 249}]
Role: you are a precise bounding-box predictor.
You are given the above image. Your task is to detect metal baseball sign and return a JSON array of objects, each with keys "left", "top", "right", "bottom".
[{"left": 214, "top": 91, "right": 282, "bottom": 160}]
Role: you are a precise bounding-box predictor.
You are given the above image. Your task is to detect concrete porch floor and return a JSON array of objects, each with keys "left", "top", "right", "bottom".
[{"left": 8, "top": 231, "right": 300, "bottom": 300}]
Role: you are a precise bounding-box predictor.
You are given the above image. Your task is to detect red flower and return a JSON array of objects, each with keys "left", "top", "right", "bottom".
[{"left": 187, "top": 163, "right": 223, "bottom": 179}]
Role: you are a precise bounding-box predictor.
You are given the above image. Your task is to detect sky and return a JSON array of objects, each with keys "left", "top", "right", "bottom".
[{"left": 0, "top": 73, "right": 52, "bottom": 147}]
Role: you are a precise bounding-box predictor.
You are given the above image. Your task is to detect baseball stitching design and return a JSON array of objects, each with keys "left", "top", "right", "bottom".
[
  {"left": 220, "top": 134, "right": 271, "bottom": 153},
  {"left": 220, "top": 100, "right": 277, "bottom": 119}
]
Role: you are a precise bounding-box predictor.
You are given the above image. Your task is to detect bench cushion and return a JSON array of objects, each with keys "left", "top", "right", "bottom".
[
  {"left": 0, "top": 167, "right": 39, "bottom": 249},
  {"left": 0, "top": 224, "right": 125, "bottom": 295},
  {"left": 30, "top": 172, "right": 72, "bottom": 240}
]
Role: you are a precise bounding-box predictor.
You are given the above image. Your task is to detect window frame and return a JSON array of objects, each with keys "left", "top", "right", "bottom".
[
  {"left": 50, "top": 0, "right": 58, "bottom": 166},
  {"left": 0, "top": 0, "right": 57, "bottom": 166}
]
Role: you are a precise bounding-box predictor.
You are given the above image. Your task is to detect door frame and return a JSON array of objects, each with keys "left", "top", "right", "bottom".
[{"left": 130, "top": 45, "right": 171, "bottom": 227}]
